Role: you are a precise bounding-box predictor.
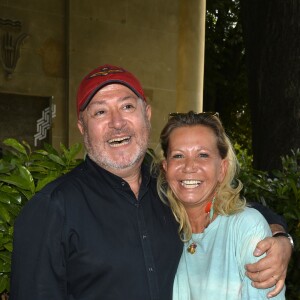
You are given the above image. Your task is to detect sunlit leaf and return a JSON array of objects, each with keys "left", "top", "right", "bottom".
[
  {"left": 48, "top": 154, "right": 65, "bottom": 166},
  {"left": 0, "top": 207, "right": 10, "bottom": 223},
  {"left": 0, "top": 252, "right": 11, "bottom": 263},
  {"left": 0, "top": 274, "right": 8, "bottom": 294},
  {"left": 3, "top": 139, "right": 27, "bottom": 156},
  {"left": 3, "top": 243, "right": 12, "bottom": 252},
  {"left": 0, "top": 161, "right": 14, "bottom": 174}
]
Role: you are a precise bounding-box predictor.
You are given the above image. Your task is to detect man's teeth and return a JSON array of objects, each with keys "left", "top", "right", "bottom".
[
  {"left": 180, "top": 180, "right": 202, "bottom": 188},
  {"left": 108, "top": 136, "right": 130, "bottom": 147}
]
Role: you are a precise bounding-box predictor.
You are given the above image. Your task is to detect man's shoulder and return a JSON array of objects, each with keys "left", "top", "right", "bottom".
[
  {"left": 40, "top": 160, "right": 88, "bottom": 194},
  {"left": 16, "top": 161, "right": 89, "bottom": 218},
  {"left": 23, "top": 160, "right": 95, "bottom": 209}
]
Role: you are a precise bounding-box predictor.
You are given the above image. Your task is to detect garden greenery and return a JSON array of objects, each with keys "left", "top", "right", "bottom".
[
  {"left": 0, "top": 138, "right": 82, "bottom": 293},
  {"left": 236, "top": 145, "right": 300, "bottom": 299},
  {"left": 0, "top": 139, "right": 299, "bottom": 299}
]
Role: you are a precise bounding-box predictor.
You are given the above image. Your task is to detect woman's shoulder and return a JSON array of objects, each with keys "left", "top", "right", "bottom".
[
  {"left": 239, "top": 206, "right": 265, "bottom": 218},
  {"left": 230, "top": 206, "right": 270, "bottom": 232},
  {"left": 217, "top": 206, "right": 270, "bottom": 232}
]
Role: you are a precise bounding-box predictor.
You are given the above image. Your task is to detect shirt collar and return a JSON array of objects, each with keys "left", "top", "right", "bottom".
[{"left": 85, "top": 155, "right": 152, "bottom": 188}]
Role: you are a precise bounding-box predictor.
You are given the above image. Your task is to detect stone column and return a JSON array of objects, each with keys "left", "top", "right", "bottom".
[{"left": 176, "top": 0, "right": 206, "bottom": 113}]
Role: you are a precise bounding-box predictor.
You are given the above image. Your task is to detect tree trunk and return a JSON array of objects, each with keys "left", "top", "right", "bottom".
[{"left": 240, "top": 0, "right": 300, "bottom": 171}]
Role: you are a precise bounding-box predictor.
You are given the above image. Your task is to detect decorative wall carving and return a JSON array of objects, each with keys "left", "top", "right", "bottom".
[
  {"left": 34, "top": 102, "right": 56, "bottom": 147},
  {"left": 0, "top": 18, "right": 29, "bottom": 79},
  {"left": 0, "top": 93, "right": 52, "bottom": 149}
]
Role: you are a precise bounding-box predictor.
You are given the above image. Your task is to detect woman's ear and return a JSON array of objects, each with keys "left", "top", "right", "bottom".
[
  {"left": 218, "top": 159, "right": 228, "bottom": 183},
  {"left": 162, "top": 159, "right": 167, "bottom": 172}
]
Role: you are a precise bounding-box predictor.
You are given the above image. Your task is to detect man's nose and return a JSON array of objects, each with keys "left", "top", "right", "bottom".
[{"left": 108, "top": 110, "right": 127, "bottom": 129}]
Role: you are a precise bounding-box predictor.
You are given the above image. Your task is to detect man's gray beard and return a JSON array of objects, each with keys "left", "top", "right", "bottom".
[
  {"left": 87, "top": 140, "right": 148, "bottom": 170},
  {"left": 83, "top": 119, "right": 151, "bottom": 171}
]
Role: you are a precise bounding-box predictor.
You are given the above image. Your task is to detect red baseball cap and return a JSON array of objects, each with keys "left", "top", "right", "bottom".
[{"left": 76, "top": 64, "right": 146, "bottom": 117}]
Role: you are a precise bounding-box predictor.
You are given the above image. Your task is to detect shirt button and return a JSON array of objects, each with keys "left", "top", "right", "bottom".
[
  {"left": 142, "top": 235, "right": 147, "bottom": 239},
  {"left": 121, "top": 181, "right": 126, "bottom": 186},
  {"left": 148, "top": 267, "right": 154, "bottom": 272}
]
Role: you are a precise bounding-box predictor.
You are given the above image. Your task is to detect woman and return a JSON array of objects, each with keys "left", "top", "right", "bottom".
[{"left": 156, "top": 111, "right": 285, "bottom": 299}]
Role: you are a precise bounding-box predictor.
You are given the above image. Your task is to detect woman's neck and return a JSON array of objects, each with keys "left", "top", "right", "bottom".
[{"left": 186, "top": 200, "right": 215, "bottom": 233}]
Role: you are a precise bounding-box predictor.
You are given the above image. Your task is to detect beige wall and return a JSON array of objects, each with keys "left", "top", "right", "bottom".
[
  {"left": 0, "top": 0, "right": 68, "bottom": 148},
  {"left": 0, "top": 0, "right": 205, "bottom": 154},
  {"left": 67, "top": 0, "right": 180, "bottom": 151}
]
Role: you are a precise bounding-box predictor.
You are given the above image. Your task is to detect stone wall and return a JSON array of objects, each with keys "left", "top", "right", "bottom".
[
  {"left": 0, "top": 0, "right": 67, "bottom": 149},
  {"left": 0, "top": 0, "right": 204, "bottom": 153}
]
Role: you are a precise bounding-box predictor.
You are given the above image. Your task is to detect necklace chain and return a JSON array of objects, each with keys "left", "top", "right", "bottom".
[{"left": 187, "top": 197, "right": 215, "bottom": 254}]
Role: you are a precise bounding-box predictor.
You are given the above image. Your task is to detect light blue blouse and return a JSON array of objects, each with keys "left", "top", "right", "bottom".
[{"left": 173, "top": 207, "right": 286, "bottom": 300}]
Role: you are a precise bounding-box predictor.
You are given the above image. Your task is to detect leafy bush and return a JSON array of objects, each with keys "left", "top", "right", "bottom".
[
  {"left": 0, "top": 139, "right": 83, "bottom": 294},
  {"left": 236, "top": 145, "right": 300, "bottom": 300}
]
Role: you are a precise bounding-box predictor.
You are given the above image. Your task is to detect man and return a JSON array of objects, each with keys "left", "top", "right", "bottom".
[{"left": 10, "top": 64, "right": 292, "bottom": 299}]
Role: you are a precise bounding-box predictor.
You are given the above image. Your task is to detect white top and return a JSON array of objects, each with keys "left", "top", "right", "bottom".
[{"left": 173, "top": 207, "right": 286, "bottom": 300}]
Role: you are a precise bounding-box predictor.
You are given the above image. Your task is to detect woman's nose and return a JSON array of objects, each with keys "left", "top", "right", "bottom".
[{"left": 183, "top": 158, "right": 197, "bottom": 172}]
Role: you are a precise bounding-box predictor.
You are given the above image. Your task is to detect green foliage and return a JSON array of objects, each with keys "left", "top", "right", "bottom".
[
  {"left": 236, "top": 145, "right": 300, "bottom": 299},
  {"left": 0, "top": 139, "right": 83, "bottom": 293}
]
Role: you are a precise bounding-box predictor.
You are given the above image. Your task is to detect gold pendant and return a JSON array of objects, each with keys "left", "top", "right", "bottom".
[{"left": 187, "top": 242, "right": 197, "bottom": 254}]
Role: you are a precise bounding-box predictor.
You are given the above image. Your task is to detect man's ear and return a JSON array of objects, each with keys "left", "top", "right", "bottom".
[
  {"left": 146, "top": 104, "right": 152, "bottom": 122},
  {"left": 77, "top": 118, "right": 84, "bottom": 135}
]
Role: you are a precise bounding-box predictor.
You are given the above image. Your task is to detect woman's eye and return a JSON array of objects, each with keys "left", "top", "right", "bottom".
[
  {"left": 172, "top": 154, "right": 183, "bottom": 159},
  {"left": 199, "top": 153, "right": 208, "bottom": 158}
]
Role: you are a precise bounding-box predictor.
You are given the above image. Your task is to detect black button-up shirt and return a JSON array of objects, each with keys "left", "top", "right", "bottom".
[{"left": 10, "top": 156, "right": 182, "bottom": 300}]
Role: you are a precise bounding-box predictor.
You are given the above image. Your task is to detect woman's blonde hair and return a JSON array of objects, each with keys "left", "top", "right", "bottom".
[{"left": 154, "top": 111, "right": 246, "bottom": 241}]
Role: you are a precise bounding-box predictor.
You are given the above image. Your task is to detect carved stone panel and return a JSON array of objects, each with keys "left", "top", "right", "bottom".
[
  {"left": 0, "top": 18, "right": 29, "bottom": 78},
  {"left": 0, "top": 93, "right": 55, "bottom": 150}
]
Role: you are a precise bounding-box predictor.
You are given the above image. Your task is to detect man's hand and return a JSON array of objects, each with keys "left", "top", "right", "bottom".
[{"left": 245, "top": 235, "right": 292, "bottom": 298}]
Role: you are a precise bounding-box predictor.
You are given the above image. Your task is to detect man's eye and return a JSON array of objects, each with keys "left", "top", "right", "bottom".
[
  {"left": 94, "top": 110, "right": 105, "bottom": 116},
  {"left": 90, "top": 109, "right": 106, "bottom": 118},
  {"left": 87, "top": 104, "right": 106, "bottom": 118},
  {"left": 123, "top": 104, "right": 135, "bottom": 111},
  {"left": 199, "top": 153, "right": 208, "bottom": 158}
]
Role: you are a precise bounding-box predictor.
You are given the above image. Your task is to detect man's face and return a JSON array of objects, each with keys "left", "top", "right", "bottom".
[{"left": 78, "top": 84, "right": 151, "bottom": 175}]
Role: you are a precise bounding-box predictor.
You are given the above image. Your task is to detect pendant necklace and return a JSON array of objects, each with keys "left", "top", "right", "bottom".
[{"left": 187, "top": 197, "right": 215, "bottom": 254}]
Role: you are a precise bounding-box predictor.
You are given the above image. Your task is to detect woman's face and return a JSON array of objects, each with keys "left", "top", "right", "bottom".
[{"left": 163, "top": 125, "right": 227, "bottom": 208}]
